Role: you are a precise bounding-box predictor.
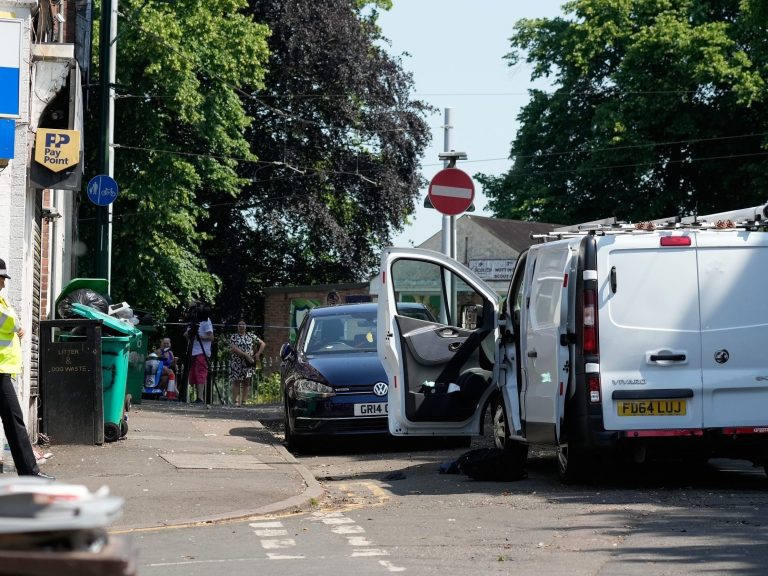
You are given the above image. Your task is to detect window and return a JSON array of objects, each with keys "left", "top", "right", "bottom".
[{"left": 391, "top": 258, "right": 485, "bottom": 329}]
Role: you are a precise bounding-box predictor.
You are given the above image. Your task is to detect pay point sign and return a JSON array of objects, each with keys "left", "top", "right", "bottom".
[{"left": 34, "top": 129, "right": 81, "bottom": 172}]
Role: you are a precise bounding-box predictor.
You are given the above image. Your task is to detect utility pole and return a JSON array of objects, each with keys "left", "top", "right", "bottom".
[{"left": 95, "top": 0, "right": 116, "bottom": 285}]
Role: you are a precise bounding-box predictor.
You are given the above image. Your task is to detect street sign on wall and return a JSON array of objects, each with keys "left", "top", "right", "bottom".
[
  {"left": 87, "top": 175, "right": 119, "bottom": 206},
  {"left": 0, "top": 19, "right": 22, "bottom": 119},
  {"left": 428, "top": 167, "right": 475, "bottom": 216}
]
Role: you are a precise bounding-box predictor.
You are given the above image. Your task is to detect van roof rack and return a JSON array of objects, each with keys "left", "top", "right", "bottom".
[{"left": 540, "top": 202, "right": 768, "bottom": 240}]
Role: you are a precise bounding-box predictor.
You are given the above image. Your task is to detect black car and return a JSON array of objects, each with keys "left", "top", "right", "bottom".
[{"left": 280, "top": 302, "right": 435, "bottom": 451}]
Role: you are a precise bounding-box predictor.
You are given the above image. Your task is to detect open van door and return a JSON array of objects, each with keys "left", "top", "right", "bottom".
[{"left": 378, "top": 248, "right": 500, "bottom": 436}]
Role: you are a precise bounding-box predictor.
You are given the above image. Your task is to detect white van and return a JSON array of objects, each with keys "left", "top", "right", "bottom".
[{"left": 378, "top": 207, "right": 768, "bottom": 481}]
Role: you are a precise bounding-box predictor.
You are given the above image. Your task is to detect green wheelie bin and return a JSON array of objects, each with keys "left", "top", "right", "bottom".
[{"left": 64, "top": 303, "right": 142, "bottom": 442}]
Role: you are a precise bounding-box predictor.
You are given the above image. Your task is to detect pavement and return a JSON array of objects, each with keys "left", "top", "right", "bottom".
[{"left": 32, "top": 400, "right": 323, "bottom": 532}]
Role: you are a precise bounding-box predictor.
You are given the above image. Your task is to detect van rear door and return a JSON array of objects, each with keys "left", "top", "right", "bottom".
[
  {"left": 697, "top": 231, "right": 768, "bottom": 428},
  {"left": 521, "top": 241, "right": 576, "bottom": 443},
  {"left": 597, "top": 233, "right": 703, "bottom": 431}
]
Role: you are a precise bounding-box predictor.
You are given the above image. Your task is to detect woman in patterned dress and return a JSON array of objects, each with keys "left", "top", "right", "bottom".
[{"left": 229, "top": 320, "right": 266, "bottom": 406}]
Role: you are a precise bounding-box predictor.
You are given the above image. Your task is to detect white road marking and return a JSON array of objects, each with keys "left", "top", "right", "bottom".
[
  {"left": 249, "top": 521, "right": 284, "bottom": 528},
  {"left": 379, "top": 560, "right": 406, "bottom": 572},
  {"left": 346, "top": 536, "right": 372, "bottom": 546},
  {"left": 351, "top": 548, "right": 388, "bottom": 557},
  {"left": 331, "top": 524, "right": 365, "bottom": 535},
  {"left": 260, "top": 539, "right": 297, "bottom": 549},
  {"left": 321, "top": 517, "right": 355, "bottom": 525},
  {"left": 254, "top": 529, "right": 289, "bottom": 537},
  {"left": 266, "top": 553, "right": 305, "bottom": 560},
  {"left": 312, "top": 511, "right": 343, "bottom": 518},
  {"left": 308, "top": 511, "right": 405, "bottom": 571}
]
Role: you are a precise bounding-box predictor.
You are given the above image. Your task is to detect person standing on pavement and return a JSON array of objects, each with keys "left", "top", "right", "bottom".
[
  {"left": 229, "top": 320, "right": 266, "bottom": 406},
  {"left": 0, "top": 259, "right": 52, "bottom": 479},
  {"left": 186, "top": 314, "right": 213, "bottom": 404}
]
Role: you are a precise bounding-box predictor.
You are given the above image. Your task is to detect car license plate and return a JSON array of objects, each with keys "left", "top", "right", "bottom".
[
  {"left": 354, "top": 402, "right": 388, "bottom": 416},
  {"left": 617, "top": 400, "right": 686, "bottom": 416}
]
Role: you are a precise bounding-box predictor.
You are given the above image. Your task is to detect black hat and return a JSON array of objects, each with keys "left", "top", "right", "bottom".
[{"left": 0, "top": 259, "right": 9, "bottom": 279}]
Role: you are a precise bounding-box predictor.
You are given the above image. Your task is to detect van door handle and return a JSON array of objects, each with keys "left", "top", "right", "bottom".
[
  {"left": 649, "top": 354, "right": 686, "bottom": 362},
  {"left": 527, "top": 350, "right": 538, "bottom": 358},
  {"left": 448, "top": 342, "right": 461, "bottom": 351},
  {"left": 438, "top": 328, "right": 459, "bottom": 338}
]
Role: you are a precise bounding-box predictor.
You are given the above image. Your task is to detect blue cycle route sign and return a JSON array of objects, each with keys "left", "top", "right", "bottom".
[{"left": 86, "top": 175, "right": 119, "bottom": 206}]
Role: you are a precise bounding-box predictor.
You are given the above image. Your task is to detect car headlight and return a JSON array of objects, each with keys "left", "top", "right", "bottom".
[{"left": 295, "top": 379, "right": 336, "bottom": 398}]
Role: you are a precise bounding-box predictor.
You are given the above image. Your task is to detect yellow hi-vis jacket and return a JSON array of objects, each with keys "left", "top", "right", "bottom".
[{"left": 0, "top": 295, "right": 22, "bottom": 375}]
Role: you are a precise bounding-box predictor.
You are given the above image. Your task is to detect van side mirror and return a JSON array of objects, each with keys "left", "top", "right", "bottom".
[{"left": 279, "top": 343, "right": 295, "bottom": 361}]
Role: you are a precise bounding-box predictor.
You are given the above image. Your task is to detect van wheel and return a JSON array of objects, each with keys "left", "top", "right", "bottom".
[
  {"left": 491, "top": 396, "right": 510, "bottom": 450},
  {"left": 557, "top": 441, "right": 588, "bottom": 484},
  {"left": 491, "top": 397, "right": 528, "bottom": 467}
]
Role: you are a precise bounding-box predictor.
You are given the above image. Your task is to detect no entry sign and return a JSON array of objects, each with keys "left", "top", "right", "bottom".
[{"left": 428, "top": 168, "right": 475, "bottom": 215}]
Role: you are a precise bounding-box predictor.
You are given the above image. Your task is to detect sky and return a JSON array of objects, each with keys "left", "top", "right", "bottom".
[{"left": 377, "top": 1, "right": 564, "bottom": 248}]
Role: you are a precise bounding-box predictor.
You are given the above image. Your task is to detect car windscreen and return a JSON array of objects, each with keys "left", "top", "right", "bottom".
[{"left": 303, "top": 311, "right": 377, "bottom": 354}]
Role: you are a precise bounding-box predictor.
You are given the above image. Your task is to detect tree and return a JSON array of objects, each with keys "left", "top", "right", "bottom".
[
  {"left": 80, "top": 0, "right": 271, "bottom": 320},
  {"left": 480, "top": 0, "right": 768, "bottom": 225},
  {"left": 199, "top": 0, "right": 432, "bottom": 323}
]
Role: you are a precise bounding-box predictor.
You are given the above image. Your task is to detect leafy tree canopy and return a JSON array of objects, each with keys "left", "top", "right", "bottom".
[
  {"left": 480, "top": 0, "right": 768, "bottom": 225},
  {"left": 81, "top": 0, "right": 271, "bottom": 321},
  {"left": 201, "top": 0, "right": 432, "bottom": 323}
]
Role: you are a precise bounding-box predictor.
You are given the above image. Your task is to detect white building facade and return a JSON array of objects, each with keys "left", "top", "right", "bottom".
[{"left": 1, "top": 0, "right": 83, "bottom": 439}]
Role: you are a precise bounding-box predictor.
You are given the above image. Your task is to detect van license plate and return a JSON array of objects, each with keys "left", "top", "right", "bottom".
[
  {"left": 354, "top": 402, "right": 388, "bottom": 416},
  {"left": 617, "top": 400, "right": 686, "bottom": 416}
]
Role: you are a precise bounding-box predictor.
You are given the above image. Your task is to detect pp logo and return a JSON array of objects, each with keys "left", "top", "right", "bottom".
[
  {"left": 714, "top": 349, "right": 729, "bottom": 364},
  {"left": 45, "top": 133, "right": 70, "bottom": 148}
]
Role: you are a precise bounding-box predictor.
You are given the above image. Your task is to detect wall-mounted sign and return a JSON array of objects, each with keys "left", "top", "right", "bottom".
[
  {"left": 469, "top": 259, "right": 517, "bottom": 281},
  {"left": 0, "top": 19, "right": 22, "bottom": 119},
  {"left": 34, "top": 128, "right": 81, "bottom": 172}
]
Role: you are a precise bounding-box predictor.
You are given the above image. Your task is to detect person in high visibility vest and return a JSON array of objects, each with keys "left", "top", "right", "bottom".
[{"left": 0, "top": 259, "right": 53, "bottom": 479}]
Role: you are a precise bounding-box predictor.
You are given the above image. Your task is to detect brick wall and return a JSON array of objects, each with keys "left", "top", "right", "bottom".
[{"left": 262, "top": 283, "right": 372, "bottom": 374}]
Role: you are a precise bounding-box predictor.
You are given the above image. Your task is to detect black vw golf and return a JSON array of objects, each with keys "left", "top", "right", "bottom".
[{"left": 280, "top": 302, "right": 434, "bottom": 451}]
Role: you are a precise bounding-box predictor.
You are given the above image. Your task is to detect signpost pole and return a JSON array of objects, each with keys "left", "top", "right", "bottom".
[{"left": 441, "top": 108, "right": 453, "bottom": 258}]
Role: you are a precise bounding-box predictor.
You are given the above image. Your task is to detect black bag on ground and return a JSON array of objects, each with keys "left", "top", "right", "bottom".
[{"left": 457, "top": 448, "right": 527, "bottom": 481}]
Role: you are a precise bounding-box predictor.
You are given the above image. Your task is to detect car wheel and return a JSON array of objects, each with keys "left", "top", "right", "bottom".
[{"left": 284, "top": 400, "right": 308, "bottom": 453}]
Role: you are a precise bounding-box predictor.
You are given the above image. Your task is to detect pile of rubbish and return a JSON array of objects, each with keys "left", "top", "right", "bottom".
[{"left": 57, "top": 288, "right": 146, "bottom": 329}]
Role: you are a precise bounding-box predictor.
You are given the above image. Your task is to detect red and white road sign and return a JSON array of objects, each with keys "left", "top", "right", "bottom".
[{"left": 428, "top": 168, "right": 475, "bottom": 215}]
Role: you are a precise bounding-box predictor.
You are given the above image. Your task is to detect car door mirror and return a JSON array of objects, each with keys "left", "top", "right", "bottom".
[{"left": 279, "top": 343, "right": 295, "bottom": 361}]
